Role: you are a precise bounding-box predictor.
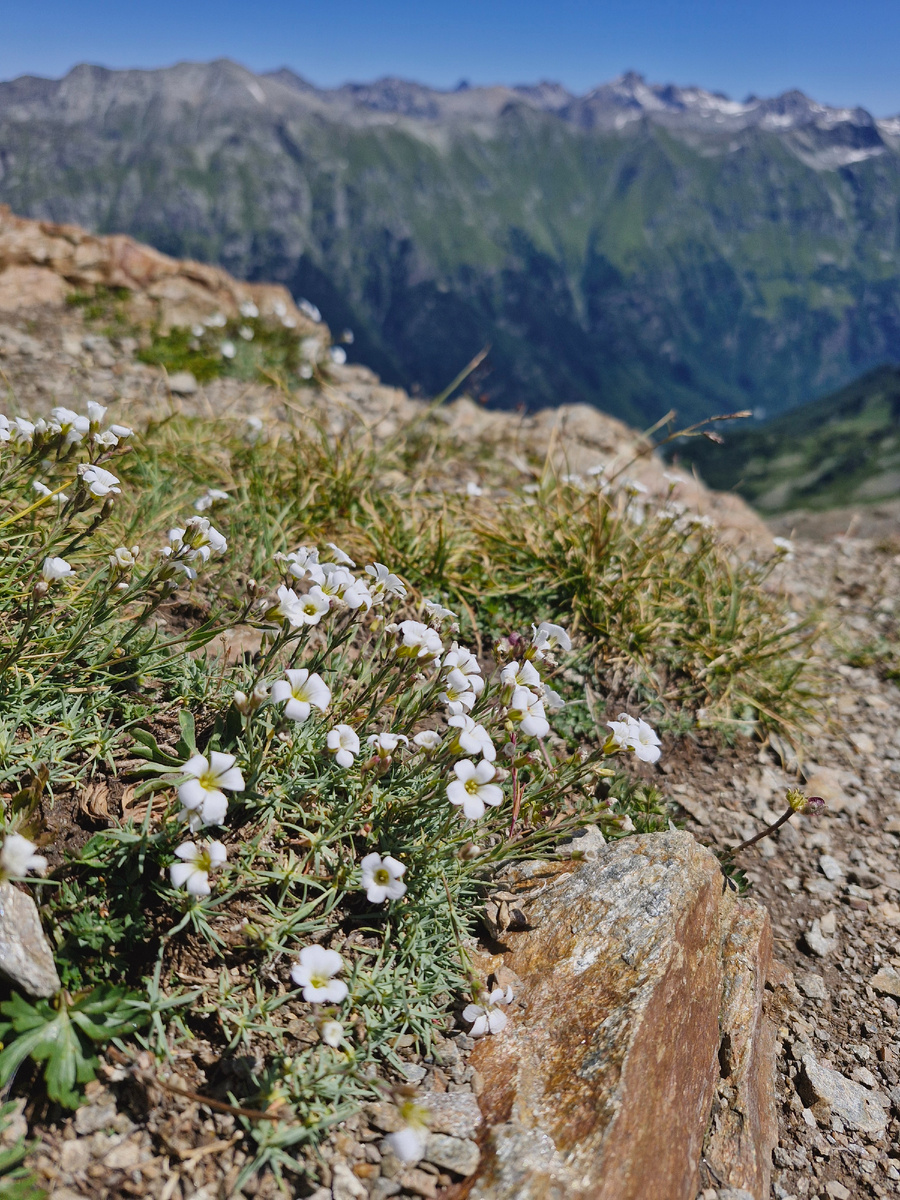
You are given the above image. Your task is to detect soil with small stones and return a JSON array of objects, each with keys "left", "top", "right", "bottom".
[{"left": 4, "top": 304, "right": 900, "bottom": 1199}]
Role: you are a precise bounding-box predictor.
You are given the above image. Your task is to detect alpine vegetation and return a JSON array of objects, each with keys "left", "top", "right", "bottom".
[{"left": 0, "top": 389, "right": 816, "bottom": 1190}]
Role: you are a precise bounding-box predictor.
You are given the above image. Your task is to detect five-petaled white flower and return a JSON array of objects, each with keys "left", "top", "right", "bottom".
[
  {"left": 272, "top": 584, "right": 330, "bottom": 627},
  {"left": 0, "top": 833, "right": 47, "bottom": 879},
  {"left": 51, "top": 406, "right": 89, "bottom": 444},
  {"left": 291, "top": 945, "right": 348, "bottom": 1003},
  {"left": 531, "top": 621, "right": 571, "bottom": 659},
  {"left": 271, "top": 669, "right": 331, "bottom": 723},
  {"left": 396, "top": 620, "right": 443, "bottom": 661},
  {"left": 500, "top": 659, "right": 541, "bottom": 690},
  {"left": 360, "top": 852, "right": 407, "bottom": 903},
  {"left": 463, "top": 986, "right": 514, "bottom": 1037},
  {"left": 367, "top": 731, "right": 409, "bottom": 758},
  {"left": 439, "top": 667, "right": 478, "bottom": 716},
  {"left": 169, "top": 840, "right": 227, "bottom": 897},
  {"left": 388, "top": 1099, "right": 431, "bottom": 1163},
  {"left": 424, "top": 599, "right": 458, "bottom": 625},
  {"left": 41, "top": 556, "right": 73, "bottom": 582},
  {"left": 320, "top": 1019, "right": 344, "bottom": 1048},
  {"left": 177, "top": 751, "right": 245, "bottom": 829},
  {"left": 509, "top": 686, "right": 550, "bottom": 738},
  {"left": 325, "top": 542, "right": 356, "bottom": 567},
  {"left": 194, "top": 488, "right": 229, "bottom": 512},
  {"left": 447, "top": 759, "right": 503, "bottom": 820},
  {"left": 327, "top": 724, "right": 360, "bottom": 768},
  {"left": 366, "top": 562, "right": 407, "bottom": 600},
  {"left": 443, "top": 643, "right": 484, "bottom": 693},
  {"left": 448, "top": 714, "right": 495, "bottom": 761},
  {"left": 413, "top": 729, "right": 442, "bottom": 752},
  {"left": 606, "top": 714, "right": 661, "bottom": 764},
  {"left": 79, "top": 465, "right": 121, "bottom": 498}
]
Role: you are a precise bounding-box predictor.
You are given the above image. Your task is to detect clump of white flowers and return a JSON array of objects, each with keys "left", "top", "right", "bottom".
[
  {"left": 464, "top": 985, "right": 514, "bottom": 1036},
  {"left": 0, "top": 834, "right": 48, "bottom": 879}
]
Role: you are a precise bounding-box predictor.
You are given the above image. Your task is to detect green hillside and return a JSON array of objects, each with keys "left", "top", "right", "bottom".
[
  {"left": 3, "top": 61, "right": 900, "bottom": 424},
  {"left": 671, "top": 365, "right": 900, "bottom": 511}
]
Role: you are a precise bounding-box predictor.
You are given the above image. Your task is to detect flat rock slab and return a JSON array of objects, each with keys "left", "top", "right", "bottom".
[
  {"left": 0, "top": 880, "right": 61, "bottom": 998},
  {"left": 465, "top": 830, "right": 776, "bottom": 1200}
]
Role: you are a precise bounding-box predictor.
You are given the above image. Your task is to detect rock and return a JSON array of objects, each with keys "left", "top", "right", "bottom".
[
  {"left": 703, "top": 898, "right": 778, "bottom": 1200},
  {"left": 558, "top": 824, "right": 606, "bottom": 860},
  {"left": 166, "top": 370, "right": 198, "bottom": 395},
  {"left": 420, "top": 1092, "right": 482, "bottom": 1139},
  {"left": 0, "top": 880, "right": 61, "bottom": 998},
  {"left": 423, "top": 1133, "right": 480, "bottom": 1176},
  {"left": 795, "top": 972, "right": 828, "bottom": 1001},
  {"left": 870, "top": 967, "right": 900, "bottom": 998},
  {"left": 331, "top": 1161, "right": 367, "bottom": 1200},
  {"left": 0, "top": 264, "right": 69, "bottom": 309},
  {"left": 825, "top": 1181, "right": 851, "bottom": 1199},
  {"left": 399, "top": 1167, "right": 438, "bottom": 1198},
  {"left": 468, "top": 831, "right": 776, "bottom": 1200},
  {"left": 803, "top": 919, "right": 836, "bottom": 958},
  {"left": 796, "top": 1053, "right": 889, "bottom": 1132},
  {"left": 819, "top": 855, "right": 844, "bottom": 881},
  {"left": 74, "top": 1098, "right": 118, "bottom": 1135}
]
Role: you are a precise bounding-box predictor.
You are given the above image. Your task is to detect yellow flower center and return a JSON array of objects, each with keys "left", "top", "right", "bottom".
[
  {"left": 374, "top": 868, "right": 390, "bottom": 885},
  {"left": 310, "top": 972, "right": 329, "bottom": 989},
  {"left": 465, "top": 779, "right": 480, "bottom": 794}
]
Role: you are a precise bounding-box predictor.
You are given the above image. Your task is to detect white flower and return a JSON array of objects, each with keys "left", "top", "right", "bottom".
[
  {"left": 622, "top": 477, "right": 648, "bottom": 495},
  {"left": 221, "top": 340, "right": 236, "bottom": 359},
  {"left": 606, "top": 713, "right": 662, "bottom": 764},
  {"left": 367, "top": 731, "right": 409, "bottom": 758},
  {"left": 240, "top": 299, "right": 259, "bottom": 319},
  {"left": 177, "top": 751, "right": 245, "bottom": 829},
  {"left": 531, "top": 621, "right": 572, "bottom": 659},
  {"left": 205, "top": 311, "right": 227, "bottom": 327},
  {"left": 509, "top": 686, "right": 550, "bottom": 738},
  {"left": 169, "top": 516, "right": 227, "bottom": 560},
  {"left": 321, "top": 1019, "right": 344, "bottom": 1048},
  {"left": 327, "top": 724, "right": 360, "bottom": 768},
  {"left": 447, "top": 715, "right": 496, "bottom": 761},
  {"left": 365, "top": 562, "right": 407, "bottom": 600},
  {"left": 463, "top": 986, "right": 514, "bottom": 1037},
  {"left": 773, "top": 536, "right": 794, "bottom": 560},
  {"left": 272, "top": 584, "right": 330, "bottom": 627},
  {"left": 0, "top": 415, "right": 9, "bottom": 442},
  {"left": 447, "top": 759, "right": 503, "bottom": 820},
  {"left": 41, "top": 556, "right": 73, "bottom": 582},
  {"left": 413, "top": 729, "right": 442, "bottom": 752},
  {"left": 51, "top": 406, "right": 89, "bottom": 444},
  {"left": 79, "top": 465, "right": 121, "bottom": 498},
  {"left": 396, "top": 620, "right": 443, "bottom": 661},
  {"left": 298, "top": 298, "right": 322, "bottom": 323},
  {"left": 587, "top": 463, "right": 607, "bottom": 477},
  {"left": 86, "top": 401, "right": 107, "bottom": 426},
  {"left": 317, "top": 567, "right": 370, "bottom": 611},
  {"left": 92, "top": 430, "right": 120, "bottom": 449},
  {"left": 500, "top": 660, "right": 541, "bottom": 689},
  {"left": 360, "top": 852, "right": 407, "bottom": 903},
  {"left": 330, "top": 346, "right": 347, "bottom": 365},
  {"left": 388, "top": 1101, "right": 430, "bottom": 1164},
  {"left": 109, "top": 424, "right": 134, "bottom": 439},
  {"left": 325, "top": 542, "right": 356, "bottom": 567},
  {"left": 12, "top": 417, "right": 35, "bottom": 443},
  {"left": 465, "top": 481, "right": 483, "bottom": 497},
  {"left": 239, "top": 325, "right": 254, "bottom": 341},
  {"left": 443, "top": 643, "right": 483, "bottom": 693},
  {"left": 271, "top": 669, "right": 331, "bottom": 722},
  {"left": 440, "top": 668, "right": 478, "bottom": 716},
  {"left": 109, "top": 546, "right": 137, "bottom": 571},
  {"left": 283, "top": 545, "right": 320, "bottom": 579},
  {"left": 193, "top": 488, "right": 229, "bottom": 512},
  {"left": 192, "top": 324, "right": 206, "bottom": 337},
  {"left": 169, "top": 840, "right": 227, "bottom": 897},
  {"left": 424, "top": 599, "right": 458, "bottom": 625},
  {"left": 0, "top": 833, "right": 47, "bottom": 878},
  {"left": 542, "top": 683, "right": 565, "bottom": 712},
  {"left": 290, "top": 945, "right": 348, "bottom": 1003}
]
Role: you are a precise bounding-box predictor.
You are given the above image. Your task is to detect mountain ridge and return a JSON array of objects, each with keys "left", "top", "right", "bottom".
[{"left": 3, "top": 59, "right": 900, "bottom": 423}]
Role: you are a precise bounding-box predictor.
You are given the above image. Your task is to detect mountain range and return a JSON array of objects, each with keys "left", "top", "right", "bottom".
[{"left": 2, "top": 59, "right": 900, "bottom": 424}]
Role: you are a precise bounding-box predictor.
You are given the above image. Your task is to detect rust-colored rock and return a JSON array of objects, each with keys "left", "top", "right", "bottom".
[
  {"left": 0, "top": 205, "right": 321, "bottom": 336},
  {"left": 462, "top": 831, "right": 776, "bottom": 1200},
  {"left": 703, "top": 895, "right": 778, "bottom": 1198}
]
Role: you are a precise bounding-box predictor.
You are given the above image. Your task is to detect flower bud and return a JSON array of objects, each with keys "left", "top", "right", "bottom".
[
  {"left": 786, "top": 787, "right": 824, "bottom": 814},
  {"left": 32, "top": 580, "right": 49, "bottom": 599}
]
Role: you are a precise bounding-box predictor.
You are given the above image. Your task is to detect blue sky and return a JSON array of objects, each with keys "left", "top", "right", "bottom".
[{"left": 2, "top": 0, "right": 900, "bottom": 115}]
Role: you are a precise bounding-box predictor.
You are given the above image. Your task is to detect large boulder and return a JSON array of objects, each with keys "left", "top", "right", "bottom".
[{"left": 466, "top": 831, "right": 777, "bottom": 1200}]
